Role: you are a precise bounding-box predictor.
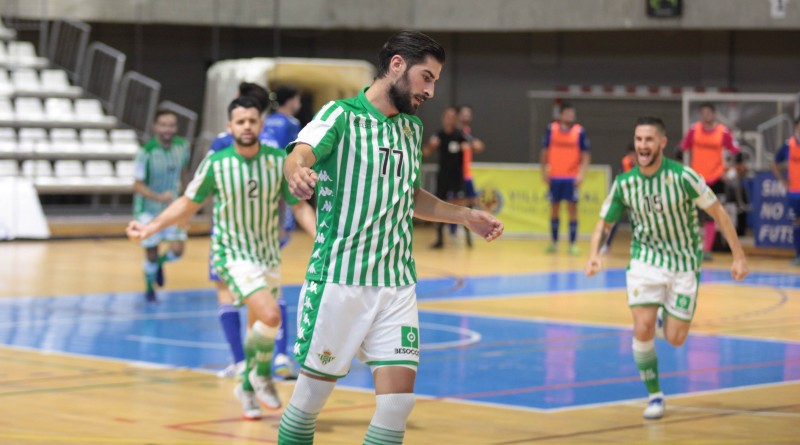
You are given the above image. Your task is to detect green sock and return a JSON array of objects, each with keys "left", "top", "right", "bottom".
[
  {"left": 247, "top": 325, "right": 275, "bottom": 377},
  {"left": 632, "top": 338, "right": 661, "bottom": 394},
  {"left": 242, "top": 335, "right": 255, "bottom": 391},
  {"left": 278, "top": 403, "right": 317, "bottom": 445},
  {"left": 145, "top": 277, "right": 154, "bottom": 292},
  {"left": 363, "top": 424, "right": 405, "bottom": 445}
]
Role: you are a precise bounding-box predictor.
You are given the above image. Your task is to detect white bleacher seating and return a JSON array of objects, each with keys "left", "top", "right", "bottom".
[
  {"left": 53, "top": 160, "right": 83, "bottom": 177},
  {"left": 79, "top": 129, "right": 111, "bottom": 154},
  {"left": 0, "top": 126, "right": 15, "bottom": 140},
  {"left": 85, "top": 160, "right": 114, "bottom": 177},
  {"left": 15, "top": 97, "right": 45, "bottom": 121},
  {"left": 17, "top": 127, "right": 48, "bottom": 153},
  {"left": 0, "top": 97, "right": 12, "bottom": 120},
  {"left": 0, "top": 22, "right": 17, "bottom": 41},
  {"left": 21, "top": 159, "right": 52, "bottom": 177},
  {"left": 45, "top": 97, "right": 75, "bottom": 122},
  {"left": 110, "top": 129, "right": 140, "bottom": 155},
  {"left": 0, "top": 159, "right": 17, "bottom": 175},
  {"left": 115, "top": 160, "right": 135, "bottom": 178},
  {"left": 40, "top": 69, "right": 80, "bottom": 95},
  {"left": 81, "top": 128, "right": 109, "bottom": 142},
  {"left": 0, "top": 69, "right": 12, "bottom": 96},
  {"left": 12, "top": 68, "right": 38, "bottom": 91},
  {"left": 75, "top": 98, "right": 116, "bottom": 125},
  {"left": 49, "top": 128, "right": 81, "bottom": 153},
  {"left": 0, "top": 127, "right": 16, "bottom": 153},
  {"left": 6, "top": 41, "right": 47, "bottom": 68}
]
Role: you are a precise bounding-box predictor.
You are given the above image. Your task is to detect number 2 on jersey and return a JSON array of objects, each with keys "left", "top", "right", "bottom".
[{"left": 247, "top": 179, "right": 259, "bottom": 199}]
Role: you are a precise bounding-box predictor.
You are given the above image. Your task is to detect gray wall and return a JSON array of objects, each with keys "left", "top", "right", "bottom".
[
  {"left": 16, "top": 23, "right": 800, "bottom": 167},
  {"left": 4, "top": 0, "right": 800, "bottom": 30}
]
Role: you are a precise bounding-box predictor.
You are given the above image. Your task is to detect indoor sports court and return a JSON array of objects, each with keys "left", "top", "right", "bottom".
[
  {"left": 1, "top": 1, "right": 799, "bottom": 444},
  {"left": 1, "top": 231, "right": 799, "bottom": 444}
]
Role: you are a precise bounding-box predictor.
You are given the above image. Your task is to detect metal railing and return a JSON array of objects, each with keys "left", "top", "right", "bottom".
[
  {"left": 114, "top": 71, "right": 161, "bottom": 141},
  {"left": 81, "top": 42, "right": 126, "bottom": 112},
  {"left": 47, "top": 19, "right": 90, "bottom": 83}
]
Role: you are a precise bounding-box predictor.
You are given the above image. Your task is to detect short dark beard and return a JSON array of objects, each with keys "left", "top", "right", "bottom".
[
  {"left": 234, "top": 135, "right": 259, "bottom": 148},
  {"left": 388, "top": 70, "right": 416, "bottom": 115},
  {"left": 642, "top": 148, "right": 662, "bottom": 168}
]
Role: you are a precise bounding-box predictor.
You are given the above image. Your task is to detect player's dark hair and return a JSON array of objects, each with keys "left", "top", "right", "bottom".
[
  {"left": 635, "top": 116, "right": 667, "bottom": 135},
  {"left": 274, "top": 85, "right": 300, "bottom": 106},
  {"left": 238, "top": 82, "right": 269, "bottom": 113},
  {"left": 153, "top": 109, "right": 177, "bottom": 122},
  {"left": 699, "top": 102, "right": 716, "bottom": 112},
  {"left": 228, "top": 96, "right": 263, "bottom": 119},
  {"left": 559, "top": 102, "right": 574, "bottom": 114},
  {"left": 376, "top": 31, "right": 445, "bottom": 79}
]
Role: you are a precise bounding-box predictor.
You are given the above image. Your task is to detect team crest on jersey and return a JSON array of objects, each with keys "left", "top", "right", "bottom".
[
  {"left": 665, "top": 174, "right": 673, "bottom": 186},
  {"left": 318, "top": 350, "right": 336, "bottom": 366},
  {"left": 402, "top": 125, "right": 413, "bottom": 139}
]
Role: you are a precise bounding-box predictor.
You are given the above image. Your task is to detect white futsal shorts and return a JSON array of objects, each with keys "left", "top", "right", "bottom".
[
  {"left": 136, "top": 212, "right": 187, "bottom": 249},
  {"left": 294, "top": 280, "right": 419, "bottom": 379},
  {"left": 626, "top": 259, "right": 700, "bottom": 321},
  {"left": 215, "top": 259, "right": 280, "bottom": 305}
]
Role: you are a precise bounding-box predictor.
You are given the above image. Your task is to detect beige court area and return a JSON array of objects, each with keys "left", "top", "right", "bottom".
[{"left": 1, "top": 227, "right": 799, "bottom": 444}]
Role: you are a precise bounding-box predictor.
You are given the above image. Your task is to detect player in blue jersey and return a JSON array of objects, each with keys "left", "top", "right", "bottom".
[{"left": 262, "top": 85, "right": 302, "bottom": 149}]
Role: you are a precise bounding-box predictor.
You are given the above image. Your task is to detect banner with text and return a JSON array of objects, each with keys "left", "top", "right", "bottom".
[
  {"left": 751, "top": 171, "right": 794, "bottom": 248},
  {"left": 472, "top": 163, "right": 610, "bottom": 236}
]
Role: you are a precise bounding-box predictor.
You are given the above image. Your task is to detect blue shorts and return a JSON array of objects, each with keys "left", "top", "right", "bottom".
[
  {"left": 464, "top": 179, "right": 477, "bottom": 199},
  {"left": 789, "top": 195, "right": 800, "bottom": 221},
  {"left": 549, "top": 178, "right": 578, "bottom": 203}
]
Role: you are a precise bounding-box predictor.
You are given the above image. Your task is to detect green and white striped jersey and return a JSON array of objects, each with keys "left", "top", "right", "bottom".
[
  {"left": 288, "top": 87, "right": 423, "bottom": 286},
  {"left": 133, "top": 136, "right": 190, "bottom": 217},
  {"left": 601, "top": 158, "right": 717, "bottom": 272},
  {"left": 185, "top": 145, "right": 298, "bottom": 268}
]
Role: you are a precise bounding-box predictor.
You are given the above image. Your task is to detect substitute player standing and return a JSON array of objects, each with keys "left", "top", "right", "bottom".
[
  {"left": 540, "top": 103, "right": 590, "bottom": 255},
  {"left": 770, "top": 117, "right": 800, "bottom": 265},
  {"left": 132, "top": 110, "right": 191, "bottom": 302},
  {"left": 277, "top": 31, "right": 504, "bottom": 445},
  {"left": 680, "top": 102, "right": 740, "bottom": 260},
  {"left": 586, "top": 116, "right": 749, "bottom": 420},
  {"left": 127, "top": 96, "right": 316, "bottom": 420}
]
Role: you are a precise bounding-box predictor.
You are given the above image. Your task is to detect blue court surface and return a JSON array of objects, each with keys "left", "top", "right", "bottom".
[{"left": 1, "top": 269, "right": 798, "bottom": 411}]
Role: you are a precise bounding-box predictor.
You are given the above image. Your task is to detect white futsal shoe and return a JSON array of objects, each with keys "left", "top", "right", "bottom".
[
  {"left": 249, "top": 368, "right": 282, "bottom": 409},
  {"left": 643, "top": 393, "right": 665, "bottom": 420},
  {"left": 234, "top": 385, "right": 263, "bottom": 420}
]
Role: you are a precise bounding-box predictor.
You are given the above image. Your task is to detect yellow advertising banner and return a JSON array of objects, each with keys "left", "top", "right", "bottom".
[{"left": 472, "top": 163, "right": 610, "bottom": 236}]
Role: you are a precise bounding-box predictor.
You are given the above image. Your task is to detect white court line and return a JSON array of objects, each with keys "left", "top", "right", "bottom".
[
  {"left": 419, "top": 322, "right": 482, "bottom": 350},
  {"left": 0, "top": 310, "right": 217, "bottom": 329},
  {"left": 124, "top": 335, "right": 230, "bottom": 350}
]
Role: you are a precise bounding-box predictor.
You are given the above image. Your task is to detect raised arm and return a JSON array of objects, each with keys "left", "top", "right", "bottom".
[{"left": 126, "top": 196, "right": 203, "bottom": 242}]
